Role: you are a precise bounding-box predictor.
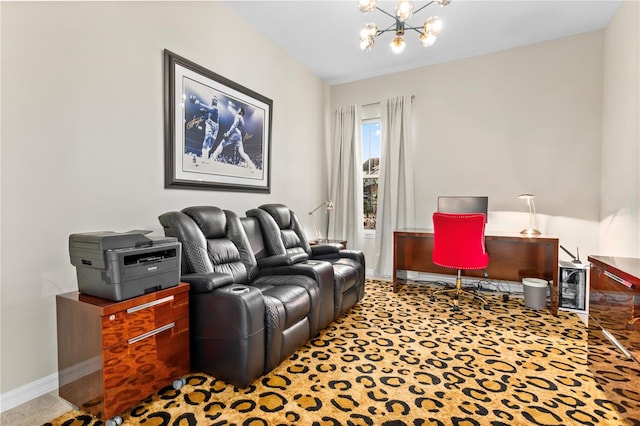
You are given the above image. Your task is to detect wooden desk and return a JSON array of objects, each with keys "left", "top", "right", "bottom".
[{"left": 393, "top": 229, "right": 559, "bottom": 315}]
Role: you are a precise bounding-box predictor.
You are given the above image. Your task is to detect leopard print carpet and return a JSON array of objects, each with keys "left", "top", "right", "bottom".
[{"left": 45, "top": 280, "right": 625, "bottom": 426}]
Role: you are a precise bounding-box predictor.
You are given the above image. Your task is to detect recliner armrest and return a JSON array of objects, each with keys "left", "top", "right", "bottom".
[
  {"left": 336, "top": 249, "right": 365, "bottom": 263},
  {"left": 180, "top": 272, "right": 235, "bottom": 294},
  {"left": 310, "top": 243, "right": 342, "bottom": 257},
  {"left": 257, "top": 253, "right": 308, "bottom": 269}
]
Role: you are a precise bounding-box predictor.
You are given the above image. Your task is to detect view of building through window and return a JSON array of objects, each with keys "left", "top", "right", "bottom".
[{"left": 362, "top": 120, "right": 380, "bottom": 230}]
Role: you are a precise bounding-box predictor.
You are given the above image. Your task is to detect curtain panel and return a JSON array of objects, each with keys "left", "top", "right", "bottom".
[
  {"left": 374, "top": 96, "right": 416, "bottom": 277},
  {"left": 329, "top": 105, "right": 364, "bottom": 251}
]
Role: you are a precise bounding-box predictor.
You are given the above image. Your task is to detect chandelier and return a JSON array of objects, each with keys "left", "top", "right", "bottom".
[{"left": 357, "top": 0, "right": 452, "bottom": 54}]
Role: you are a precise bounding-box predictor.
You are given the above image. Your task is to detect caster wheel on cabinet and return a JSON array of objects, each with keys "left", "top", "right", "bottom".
[
  {"left": 106, "top": 415, "right": 123, "bottom": 426},
  {"left": 173, "top": 378, "right": 186, "bottom": 390},
  {"left": 502, "top": 294, "right": 510, "bottom": 302}
]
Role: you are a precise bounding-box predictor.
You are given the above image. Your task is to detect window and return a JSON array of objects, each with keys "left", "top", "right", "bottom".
[{"left": 362, "top": 119, "right": 380, "bottom": 230}]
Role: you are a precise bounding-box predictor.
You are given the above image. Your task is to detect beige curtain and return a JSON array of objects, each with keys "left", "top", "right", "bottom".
[
  {"left": 328, "top": 105, "right": 364, "bottom": 251},
  {"left": 374, "top": 96, "right": 416, "bottom": 277}
]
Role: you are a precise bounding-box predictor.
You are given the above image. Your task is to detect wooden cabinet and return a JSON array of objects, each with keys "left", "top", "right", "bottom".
[
  {"left": 56, "top": 283, "right": 190, "bottom": 422},
  {"left": 588, "top": 256, "right": 640, "bottom": 425}
]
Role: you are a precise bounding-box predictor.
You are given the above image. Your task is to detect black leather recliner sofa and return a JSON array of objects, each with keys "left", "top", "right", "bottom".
[{"left": 158, "top": 206, "right": 322, "bottom": 388}]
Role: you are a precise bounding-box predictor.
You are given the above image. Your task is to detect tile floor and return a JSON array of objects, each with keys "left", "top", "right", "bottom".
[{"left": 1, "top": 391, "right": 72, "bottom": 426}]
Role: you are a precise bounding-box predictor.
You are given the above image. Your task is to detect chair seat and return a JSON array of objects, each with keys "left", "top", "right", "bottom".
[
  {"left": 332, "top": 260, "right": 359, "bottom": 292},
  {"left": 256, "top": 283, "right": 313, "bottom": 329}
]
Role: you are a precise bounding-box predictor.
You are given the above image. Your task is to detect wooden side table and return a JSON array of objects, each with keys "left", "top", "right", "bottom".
[{"left": 56, "top": 282, "right": 190, "bottom": 423}]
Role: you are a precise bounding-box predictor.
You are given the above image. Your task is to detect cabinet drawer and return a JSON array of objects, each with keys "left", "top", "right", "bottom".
[
  {"left": 102, "top": 291, "right": 188, "bottom": 348},
  {"left": 102, "top": 315, "right": 189, "bottom": 419}
]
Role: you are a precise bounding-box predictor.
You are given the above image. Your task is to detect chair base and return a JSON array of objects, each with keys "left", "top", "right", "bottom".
[{"left": 430, "top": 271, "right": 490, "bottom": 311}]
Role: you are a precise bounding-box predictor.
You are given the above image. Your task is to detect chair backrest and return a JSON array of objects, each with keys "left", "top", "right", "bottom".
[
  {"left": 240, "top": 216, "right": 270, "bottom": 260},
  {"left": 246, "top": 204, "right": 312, "bottom": 257},
  {"left": 432, "top": 212, "right": 489, "bottom": 270},
  {"left": 158, "top": 206, "right": 259, "bottom": 283}
]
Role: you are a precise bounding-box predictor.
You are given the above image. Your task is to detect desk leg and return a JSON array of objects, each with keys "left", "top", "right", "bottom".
[
  {"left": 551, "top": 267, "right": 559, "bottom": 316},
  {"left": 550, "top": 242, "right": 559, "bottom": 316},
  {"left": 394, "top": 270, "right": 407, "bottom": 293}
]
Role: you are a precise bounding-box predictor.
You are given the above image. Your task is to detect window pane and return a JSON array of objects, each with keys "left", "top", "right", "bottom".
[
  {"left": 362, "top": 121, "right": 380, "bottom": 176},
  {"left": 362, "top": 121, "right": 380, "bottom": 230}
]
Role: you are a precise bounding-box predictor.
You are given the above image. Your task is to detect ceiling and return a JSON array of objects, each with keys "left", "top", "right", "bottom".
[{"left": 224, "top": 0, "right": 623, "bottom": 86}]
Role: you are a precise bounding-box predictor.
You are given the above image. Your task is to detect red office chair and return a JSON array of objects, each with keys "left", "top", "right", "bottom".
[{"left": 430, "top": 212, "right": 491, "bottom": 311}]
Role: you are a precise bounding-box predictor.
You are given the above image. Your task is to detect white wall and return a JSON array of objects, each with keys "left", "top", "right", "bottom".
[
  {"left": 332, "top": 32, "right": 606, "bottom": 275},
  {"left": 0, "top": 1, "right": 328, "bottom": 405},
  {"left": 600, "top": 0, "right": 640, "bottom": 257}
]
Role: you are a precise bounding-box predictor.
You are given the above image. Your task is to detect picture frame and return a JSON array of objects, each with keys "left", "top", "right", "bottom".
[{"left": 163, "top": 49, "right": 272, "bottom": 192}]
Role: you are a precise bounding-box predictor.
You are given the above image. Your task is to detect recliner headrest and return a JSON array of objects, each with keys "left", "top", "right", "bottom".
[
  {"left": 259, "top": 204, "right": 291, "bottom": 230},
  {"left": 182, "top": 206, "right": 226, "bottom": 239}
]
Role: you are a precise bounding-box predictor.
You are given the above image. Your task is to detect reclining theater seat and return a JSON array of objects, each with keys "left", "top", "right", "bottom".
[
  {"left": 247, "top": 203, "right": 366, "bottom": 320},
  {"left": 158, "top": 206, "right": 320, "bottom": 388},
  {"left": 241, "top": 215, "right": 336, "bottom": 330}
]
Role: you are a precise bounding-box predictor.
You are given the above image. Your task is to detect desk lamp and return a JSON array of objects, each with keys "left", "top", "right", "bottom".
[
  {"left": 309, "top": 200, "right": 334, "bottom": 241},
  {"left": 518, "top": 194, "right": 541, "bottom": 236}
]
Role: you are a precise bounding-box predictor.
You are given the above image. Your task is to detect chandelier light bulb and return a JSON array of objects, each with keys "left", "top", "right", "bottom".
[
  {"left": 395, "top": 0, "right": 414, "bottom": 21},
  {"left": 390, "top": 35, "right": 406, "bottom": 54},
  {"left": 360, "top": 22, "right": 378, "bottom": 38},
  {"left": 357, "top": 0, "right": 377, "bottom": 13},
  {"left": 360, "top": 36, "right": 375, "bottom": 51},
  {"left": 420, "top": 32, "right": 437, "bottom": 47},
  {"left": 425, "top": 16, "right": 443, "bottom": 35}
]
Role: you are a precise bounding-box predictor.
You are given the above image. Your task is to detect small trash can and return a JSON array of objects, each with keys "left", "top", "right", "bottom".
[{"left": 522, "top": 278, "right": 548, "bottom": 309}]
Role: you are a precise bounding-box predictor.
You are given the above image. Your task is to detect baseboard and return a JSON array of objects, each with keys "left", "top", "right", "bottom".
[
  {"left": 0, "top": 372, "right": 58, "bottom": 413},
  {"left": 365, "top": 269, "right": 390, "bottom": 280}
]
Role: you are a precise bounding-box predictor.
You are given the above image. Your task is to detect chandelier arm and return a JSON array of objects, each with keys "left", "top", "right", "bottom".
[
  {"left": 413, "top": 1, "right": 437, "bottom": 15},
  {"left": 375, "top": 6, "right": 397, "bottom": 20},
  {"left": 377, "top": 23, "right": 398, "bottom": 35},
  {"left": 405, "top": 26, "right": 425, "bottom": 34}
]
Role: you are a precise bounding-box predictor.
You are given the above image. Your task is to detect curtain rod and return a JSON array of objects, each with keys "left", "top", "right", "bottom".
[{"left": 361, "top": 95, "right": 415, "bottom": 108}]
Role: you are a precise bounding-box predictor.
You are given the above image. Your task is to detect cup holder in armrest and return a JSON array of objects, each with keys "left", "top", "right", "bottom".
[{"left": 231, "top": 286, "right": 250, "bottom": 294}]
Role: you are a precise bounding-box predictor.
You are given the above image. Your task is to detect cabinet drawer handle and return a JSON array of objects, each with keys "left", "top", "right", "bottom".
[
  {"left": 127, "top": 295, "right": 174, "bottom": 313},
  {"left": 128, "top": 322, "right": 175, "bottom": 345},
  {"left": 604, "top": 271, "right": 633, "bottom": 288}
]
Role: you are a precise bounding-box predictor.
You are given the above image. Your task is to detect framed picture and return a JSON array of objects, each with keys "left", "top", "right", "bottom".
[{"left": 164, "top": 50, "right": 272, "bottom": 192}]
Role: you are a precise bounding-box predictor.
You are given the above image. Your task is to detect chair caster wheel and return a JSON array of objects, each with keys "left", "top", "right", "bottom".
[
  {"left": 503, "top": 294, "right": 509, "bottom": 302},
  {"left": 430, "top": 296, "right": 435, "bottom": 302},
  {"left": 106, "top": 416, "right": 123, "bottom": 426},
  {"left": 452, "top": 306, "right": 461, "bottom": 312},
  {"left": 173, "top": 378, "right": 186, "bottom": 390},
  {"left": 484, "top": 304, "right": 490, "bottom": 310}
]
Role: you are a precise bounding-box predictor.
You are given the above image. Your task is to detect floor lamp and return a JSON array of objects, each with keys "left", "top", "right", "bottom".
[{"left": 308, "top": 200, "right": 334, "bottom": 241}]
